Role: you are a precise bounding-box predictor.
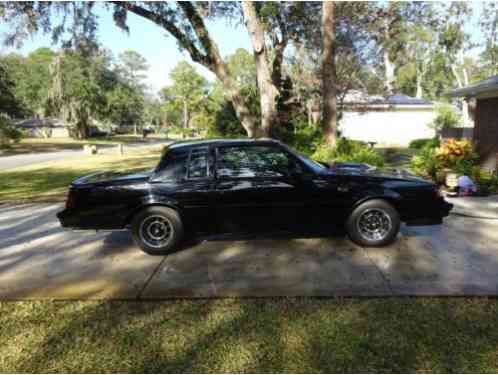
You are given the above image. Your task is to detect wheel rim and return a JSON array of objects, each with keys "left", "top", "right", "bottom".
[
  {"left": 356, "top": 208, "right": 392, "bottom": 242},
  {"left": 139, "top": 215, "right": 174, "bottom": 248}
]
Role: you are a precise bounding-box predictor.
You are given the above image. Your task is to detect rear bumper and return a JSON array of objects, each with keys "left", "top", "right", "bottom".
[
  {"left": 56, "top": 209, "right": 90, "bottom": 229},
  {"left": 405, "top": 199, "right": 453, "bottom": 226}
]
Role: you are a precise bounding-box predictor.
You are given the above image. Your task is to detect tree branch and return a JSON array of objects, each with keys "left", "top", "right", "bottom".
[
  {"left": 177, "top": 1, "right": 223, "bottom": 67},
  {"left": 112, "top": 1, "right": 211, "bottom": 66}
]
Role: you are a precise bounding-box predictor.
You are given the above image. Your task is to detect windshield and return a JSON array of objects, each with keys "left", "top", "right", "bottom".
[
  {"left": 281, "top": 144, "right": 326, "bottom": 173},
  {"left": 296, "top": 151, "right": 327, "bottom": 172}
]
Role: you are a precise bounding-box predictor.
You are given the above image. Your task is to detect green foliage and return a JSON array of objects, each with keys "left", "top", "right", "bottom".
[
  {"left": 0, "top": 48, "right": 55, "bottom": 116},
  {"left": 435, "top": 139, "right": 478, "bottom": 176},
  {"left": 160, "top": 61, "right": 209, "bottom": 134},
  {"left": 0, "top": 61, "right": 25, "bottom": 117},
  {"left": 430, "top": 103, "right": 461, "bottom": 132},
  {"left": 46, "top": 51, "right": 109, "bottom": 139},
  {"left": 105, "top": 83, "right": 144, "bottom": 127},
  {"left": 206, "top": 49, "right": 259, "bottom": 139},
  {"left": 226, "top": 48, "right": 257, "bottom": 88},
  {"left": 410, "top": 144, "right": 439, "bottom": 181},
  {"left": 411, "top": 139, "right": 479, "bottom": 183},
  {"left": 312, "top": 138, "right": 385, "bottom": 167},
  {"left": 277, "top": 116, "right": 322, "bottom": 155},
  {"left": 409, "top": 138, "right": 440, "bottom": 150},
  {"left": 0, "top": 115, "right": 22, "bottom": 147},
  {"left": 117, "top": 50, "right": 149, "bottom": 90},
  {"left": 207, "top": 85, "right": 260, "bottom": 138},
  {"left": 470, "top": 166, "right": 498, "bottom": 194}
]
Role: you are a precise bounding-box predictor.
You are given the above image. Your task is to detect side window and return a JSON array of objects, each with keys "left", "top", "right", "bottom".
[
  {"left": 216, "top": 145, "right": 302, "bottom": 178},
  {"left": 155, "top": 150, "right": 189, "bottom": 182},
  {"left": 187, "top": 147, "right": 211, "bottom": 179}
]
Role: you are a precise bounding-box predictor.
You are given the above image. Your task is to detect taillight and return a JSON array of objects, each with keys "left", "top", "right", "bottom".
[{"left": 66, "top": 189, "right": 76, "bottom": 209}]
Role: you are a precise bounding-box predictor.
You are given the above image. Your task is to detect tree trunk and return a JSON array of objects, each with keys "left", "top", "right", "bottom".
[
  {"left": 415, "top": 68, "right": 423, "bottom": 99},
  {"left": 383, "top": 49, "right": 395, "bottom": 95},
  {"left": 321, "top": 1, "right": 338, "bottom": 148},
  {"left": 210, "top": 61, "right": 261, "bottom": 137},
  {"left": 241, "top": 1, "right": 280, "bottom": 138},
  {"left": 451, "top": 63, "right": 471, "bottom": 126},
  {"left": 307, "top": 99, "right": 313, "bottom": 126}
]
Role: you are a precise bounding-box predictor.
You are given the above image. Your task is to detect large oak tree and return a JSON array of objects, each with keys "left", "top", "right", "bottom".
[{"left": 0, "top": 1, "right": 262, "bottom": 137}]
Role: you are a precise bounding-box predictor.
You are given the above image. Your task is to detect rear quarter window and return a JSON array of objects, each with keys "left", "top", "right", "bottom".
[
  {"left": 154, "top": 150, "right": 189, "bottom": 181},
  {"left": 187, "top": 148, "right": 210, "bottom": 179}
]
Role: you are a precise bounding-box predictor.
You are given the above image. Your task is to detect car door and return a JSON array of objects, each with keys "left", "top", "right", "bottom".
[
  {"left": 301, "top": 173, "right": 356, "bottom": 231},
  {"left": 150, "top": 146, "right": 216, "bottom": 234},
  {"left": 213, "top": 144, "right": 306, "bottom": 233}
]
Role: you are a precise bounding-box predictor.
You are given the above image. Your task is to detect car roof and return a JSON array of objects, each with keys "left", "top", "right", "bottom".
[{"left": 167, "top": 138, "right": 281, "bottom": 151}]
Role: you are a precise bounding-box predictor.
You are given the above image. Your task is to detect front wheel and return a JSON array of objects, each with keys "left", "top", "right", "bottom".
[
  {"left": 131, "top": 206, "right": 184, "bottom": 255},
  {"left": 346, "top": 199, "right": 400, "bottom": 247}
]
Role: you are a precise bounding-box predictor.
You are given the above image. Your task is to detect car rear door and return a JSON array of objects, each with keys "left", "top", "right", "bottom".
[{"left": 213, "top": 144, "right": 306, "bottom": 233}]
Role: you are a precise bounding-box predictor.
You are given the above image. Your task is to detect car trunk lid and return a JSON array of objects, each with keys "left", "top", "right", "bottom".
[{"left": 71, "top": 170, "right": 153, "bottom": 186}]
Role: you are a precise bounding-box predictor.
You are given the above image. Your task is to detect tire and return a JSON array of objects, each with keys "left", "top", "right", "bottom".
[
  {"left": 346, "top": 199, "right": 400, "bottom": 247},
  {"left": 131, "top": 206, "right": 184, "bottom": 255}
]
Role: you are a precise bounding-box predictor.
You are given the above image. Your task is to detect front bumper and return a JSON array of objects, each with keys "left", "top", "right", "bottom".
[{"left": 405, "top": 199, "right": 453, "bottom": 226}]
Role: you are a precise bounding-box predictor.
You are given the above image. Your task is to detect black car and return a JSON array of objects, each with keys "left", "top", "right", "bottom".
[{"left": 57, "top": 139, "right": 453, "bottom": 254}]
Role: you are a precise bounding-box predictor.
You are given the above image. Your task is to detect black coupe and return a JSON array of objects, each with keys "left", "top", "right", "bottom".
[{"left": 57, "top": 139, "right": 453, "bottom": 254}]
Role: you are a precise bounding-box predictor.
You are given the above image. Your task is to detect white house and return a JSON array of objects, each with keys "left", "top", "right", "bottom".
[
  {"left": 15, "top": 117, "right": 70, "bottom": 138},
  {"left": 339, "top": 91, "right": 437, "bottom": 147}
]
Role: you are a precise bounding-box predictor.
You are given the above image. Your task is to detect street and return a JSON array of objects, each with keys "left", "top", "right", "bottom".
[{"left": 0, "top": 139, "right": 170, "bottom": 170}]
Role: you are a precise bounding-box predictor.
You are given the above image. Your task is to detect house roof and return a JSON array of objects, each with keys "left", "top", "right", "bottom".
[
  {"left": 15, "top": 118, "right": 65, "bottom": 128},
  {"left": 447, "top": 75, "right": 498, "bottom": 98},
  {"left": 342, "top": 90, "right": 433, "bottom": 106},
  {"left": 386, "top": 94, "right": 432, "bottom": 105}
]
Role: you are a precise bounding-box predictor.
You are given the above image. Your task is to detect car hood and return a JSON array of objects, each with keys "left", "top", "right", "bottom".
[
  {"left": 324, "top": 164, "right": 431, "bottom": 184},
  {"left": 72, "top": 169, "right": 153, "bottom": 186}
]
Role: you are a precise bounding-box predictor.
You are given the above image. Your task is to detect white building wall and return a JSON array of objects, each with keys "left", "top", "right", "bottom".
[{"left": 340, "top": 109, "right": 437, "bottom": 147}]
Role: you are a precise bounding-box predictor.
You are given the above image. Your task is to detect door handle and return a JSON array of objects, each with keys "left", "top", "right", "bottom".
[{"left": 337, "top": 184, "right": 349, "bottom": 192}]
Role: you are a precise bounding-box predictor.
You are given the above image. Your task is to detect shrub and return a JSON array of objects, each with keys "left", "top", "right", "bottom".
[
  {"left": 430, "top": 103, "right": 461, "bottom": 132},
  {"left": 411, "top": 139, "right": 479, "bottom": 183},
  {"left": 434, "top": 139, "right": 478, "bottom": 176},
  {"left": 312, "top": 138, "right": 385, "bottom": 167},
  {"left": 409, "top": 137, "right": 440, "bottom": 149},
  {"left": 283, "top": 118, "right": 323, "bottom": 156},
  {"left": 410, "top": 144, "right": 439, "bottom": 180},
  {"left": 0, "top": 115, "right": 22, "bottom": 147}
]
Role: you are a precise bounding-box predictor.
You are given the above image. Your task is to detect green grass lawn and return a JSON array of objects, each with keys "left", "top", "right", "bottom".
[
  {"left": 1, "top": 298, "right": 498, "bottom": 373},
  {"left": 0, "top": 148, "right": 162, "bottom": 202}
]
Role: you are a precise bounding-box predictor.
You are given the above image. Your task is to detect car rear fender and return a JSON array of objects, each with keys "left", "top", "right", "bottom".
[{"left": 124, "top": 195, "right": 182, "bottom": 227}]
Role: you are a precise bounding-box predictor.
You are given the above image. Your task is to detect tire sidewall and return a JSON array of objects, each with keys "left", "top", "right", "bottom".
[
  {"left": 131, "top": 206, "right": 184, "bottom": 255},
  {"left": 346, "top": 199, "right": 400, "bottom": 247}
]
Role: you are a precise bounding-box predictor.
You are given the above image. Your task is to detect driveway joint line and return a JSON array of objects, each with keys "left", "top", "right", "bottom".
[
  {"left": 361, "top": 246, "right": 394, "bottom": 295},
  {"left": 136, "top": 255, "right": 168, "bottom": 299}
]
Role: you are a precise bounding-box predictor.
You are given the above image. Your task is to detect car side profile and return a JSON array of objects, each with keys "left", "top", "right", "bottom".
[{"left": 57, "top": 139, "right": 453, "bottom": 254}]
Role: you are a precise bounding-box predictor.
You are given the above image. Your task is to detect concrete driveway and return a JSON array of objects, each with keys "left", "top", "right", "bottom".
[{"left": 1, "top": 202, "right": 498, "bottom": 299}]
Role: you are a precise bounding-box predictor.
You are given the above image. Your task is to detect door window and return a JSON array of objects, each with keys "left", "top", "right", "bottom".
[
  {"left": 187, "top": 147, "right": 211, "bottom": 179},
  {"left": 216, "top": 145, "right": 301, "bottom": 178}
]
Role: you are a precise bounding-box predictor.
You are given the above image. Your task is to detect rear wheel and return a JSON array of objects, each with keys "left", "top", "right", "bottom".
[
  {"left": 131, "top": 206, "right": 184, "bottom": 255},
  {"left": 346, "top": 199, "right": 400, "bottom": 247}
]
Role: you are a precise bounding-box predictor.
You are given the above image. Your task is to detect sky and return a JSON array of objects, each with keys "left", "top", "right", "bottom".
[
  {"left": 0, "top": 2, "right": 488, "bottom": 96},
  {"left": 0, "top": 4, "right": 252, "bottom": 95}
]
